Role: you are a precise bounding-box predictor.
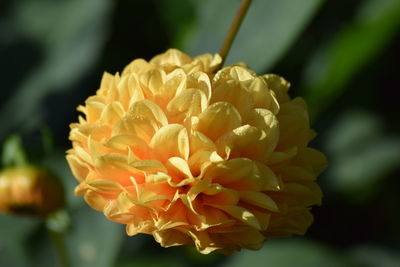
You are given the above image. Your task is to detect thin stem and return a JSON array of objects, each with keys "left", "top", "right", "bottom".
[
  {"left": 218, "top": 0, "right": 253, "bottom": 67},
  {"left": 48, "top": 228, "right": 70, "bottom": 267}
]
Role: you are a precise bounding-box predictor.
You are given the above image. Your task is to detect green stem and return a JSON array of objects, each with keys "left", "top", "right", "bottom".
[
  {"left": 218, "top": 0, "right": 253, "bottom": 67},
  {"left": 48, "top": 228, "right": 70, "bottom": 267}
]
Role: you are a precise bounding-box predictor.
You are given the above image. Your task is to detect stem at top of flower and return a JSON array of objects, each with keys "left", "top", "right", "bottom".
[{"left": 218, "top": 0, "right": 253, "bottom": 68}]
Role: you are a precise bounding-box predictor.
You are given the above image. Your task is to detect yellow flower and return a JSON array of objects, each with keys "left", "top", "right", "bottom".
[
  {"left": 67, "top": 49, "right": 327, "bottom": 254},
  {"left": 0, "top": 166, "right": 65, "bottom": 216}
]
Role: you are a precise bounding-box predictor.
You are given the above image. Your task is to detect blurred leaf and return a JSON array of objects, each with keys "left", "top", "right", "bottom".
[
  {"left": 40, "top": 126, "right": 54, "bottom": 156},
  {"left": 0, "top": 215, "right": 40, "bottom": 267},
  {"left": 0, "top": 0, "right": 113, "bottom": 139},
  {"left": 64, "top": 206, "right": 124, "bottom": 267},
  {"left": 349, "top": 245, "right": 400, "bottom": 267},
  {"left": 117, "top": 257, "right": 184, "bottom": 267},
  {"left": 302, "top": 0, "right": 400, "bottom": 115},
  {"left": 159, "top": 0, "right": 196, "bottom": 49},
  {"left": 1, "top": 134, "right": 28, "bottom": 167},
  {"left": 222, "top": 238, "right": 349, "bottom": 267},
  {"left": 324, "top": 110, "right": 400, "bottom": 200},
  {"left": 180, "top": 0, "right": 323, "bottom": 73}
]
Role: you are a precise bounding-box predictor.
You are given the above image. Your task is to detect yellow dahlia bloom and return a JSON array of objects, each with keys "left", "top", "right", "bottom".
[
  {"left": 67, "top": 49, "right": 327, "bottom": 254},
  {"left": 0, "top": 166, "right": 65, "bottom": 216}
]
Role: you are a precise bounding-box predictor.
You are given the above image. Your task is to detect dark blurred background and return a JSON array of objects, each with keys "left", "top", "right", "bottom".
[{"left": 1, "top": 0, "right": 400, "bottom": 266}]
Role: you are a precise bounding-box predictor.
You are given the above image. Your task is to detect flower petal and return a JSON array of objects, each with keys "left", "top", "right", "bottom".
[
  {"left": 113, "top": 115, "right": 158, "bottom": 143},
  {"left": 166, "top": 88, "right": 208, "bottom": 123},
  {"left": 127, "top": 99, "right": 168, "bottom": 127},
  {"left": 195, "top": 102, "right": 242, "bottom": 141},
  {"left": 150, "top": 124, "right": 190, "bottom": 162}
]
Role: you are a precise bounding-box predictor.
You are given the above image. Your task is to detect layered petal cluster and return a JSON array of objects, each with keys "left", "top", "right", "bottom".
[{"left": 67, "top": 49, "right": 327, "bottom": 254}]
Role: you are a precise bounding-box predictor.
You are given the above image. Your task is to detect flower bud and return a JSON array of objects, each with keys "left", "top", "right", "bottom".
[{"left": 0, "top": 166, "right": 65, "bottom": 217}]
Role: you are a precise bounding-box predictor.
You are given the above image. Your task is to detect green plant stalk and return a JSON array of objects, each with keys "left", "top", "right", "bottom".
[
  {"left": 218, "top": 0, "right": 253, "bottom": 67},
  {"left": 48, "top": 228, "right": 70, "bottom": 267}
]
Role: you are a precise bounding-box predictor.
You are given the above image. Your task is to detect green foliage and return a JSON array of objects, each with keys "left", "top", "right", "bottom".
[
  {"left": 0, "top": 216, "right": 39, "bottom": 267},
  {"left": 63, "top": 207, "right": 123, "bottom": 267},
  {"left": 0, "top": 0, "right": 113, "bottom": 140},
  {"left": 324, "top": 110, "right": 400, "bottom": 201},
  {"left": 302, "top": 0, "right": 400, "bottom": 115},
  {"left": 222, "top": 239, "right": 350, "bottom": 267},
  {"left": 1, "top": 134, "right": 28, "bottom": 167},
  {"left": 178, "top": 0, "right": 324, "bottom": 73}
]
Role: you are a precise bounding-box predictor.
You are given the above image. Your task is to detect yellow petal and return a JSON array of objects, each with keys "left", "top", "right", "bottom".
[
  {"left": 150, "top": 48, "right": 193, "bottom": 66},
  {"left": 277, "top": 166, "right": 316, "bottom": 182},
  {"left": 210, "top": 205, "right": 261, "bottom": 230},
  {"left": 213, "top": 66, "right": 255, "bottom": 87},
  {"left": 276, "top": 98, "right": 312, "bottom": 150},
  {"left": 165, "top": 68, "right": 187, "bottom": 98},
  {"left": 267, "top": 206, "right": 313, "bottom": 236},
  {"left": 118, "top": 73, "right": 144, "bottom": 109},
  {"left": 202, "top": 188, "right": 240, "bottom": 206},
  {"left": 153, "top": 228, "right": 192, "bottom": 247},
  {"left": 189, "top": 130, "right": 216, "bottom": 154},
  {"left": 140, "top": 69, "right": 166, "bottom": 97},
  {"left": 189, "top": 53, "right": 221, "bottom": 74},
  {"left": 187, "top": 71, "right": 212, "bottom": 99},
  {"left": 293, "top": 147, "right": 328, "bottom": 175},
  {"left": 216, "top": 125, "right": 273, "bottom": 160},
  {"left": 103, "top": 134, "right": 149, "bottom": 159},
  {"left": 122, "top": 58, "right": 155, "bottom": 75},
  {"left": 239, "top": 191, "right": 279, "bottom": 212},
  {"left": 210, "top": 80, "right": 254, "bottom": 115},
  {"left": 266, "top": 147, "right": 298, "bottom": 165},
  {"left": 66, "top": 154, "right": 90, "bottom": 182},
  {"left": 206, "top": 158, "right": 280, "bottom": 192},
  {"left": 222, "top": 228, "right": 265, "bottom": 251},
  {"left": 76, "top": 122, "right": 111, "bottom": 141},
  {"left": 126, "top": 220, "right": 155, "bottom": 236},
  {"left": 263, "top": 74, "right": 291, "bottom": 103},
  {"left": 150, "top": 124, "right": 190, "bottom": 162},
  {"left": 87, "top": 179, "right": 124, "bottom": 194},
  {"left": 113, "top": 115, "right": 158, "bottom": 143},
  {"left": 165, "top": 157, "right": 193, "bottom": 179},
  {"left": 127, "top": 99, "right": 168, "bottom": 127},
  {"left": 243, "top": 77, "right": 280, "bottom": 114},
  {"left": 166, "top": 88, "right": 208, "bottom": 123},
  {"left": 99, "top": 101, "right": 125, "bottom": 125},
  {"left": 188, "top": 150, "right": 222, "bottom": 177},
  {"left": 84, "top": 189, "right": 109, "bottom": 211},
  {"left": 99, "top": 72, "right": 115, "bottom": 94},
  {"left": 94, "top": 154, "right": 143, "bottom": 184},
  {"left": 131, "top": 160, "right": 167, "bottom": 173},
  {"left": 195, "top": 102, "right": 242, "bottom": 141}
]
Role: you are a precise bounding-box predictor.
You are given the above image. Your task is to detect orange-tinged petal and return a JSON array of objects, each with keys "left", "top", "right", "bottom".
[
  {"left": 150, "top": 124, "right": 189, "bottom": 162},
  {"left": 210, "top": 205, "right": 261, "bottom": 230},
  {"left": 112, "top": 115, "right": 158, "bottom": 143},
  {"left": 103, "top": 134, "right": 149, "bottom": 159},
  {"left": 66, "top": 154, "right": 90, "bottom": 182},
  {"left": 67, "top": 49, "right": 327, "bottom": 255},
  {"left": 239, "top": 191, "right": 279, "bottom": 212}
]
